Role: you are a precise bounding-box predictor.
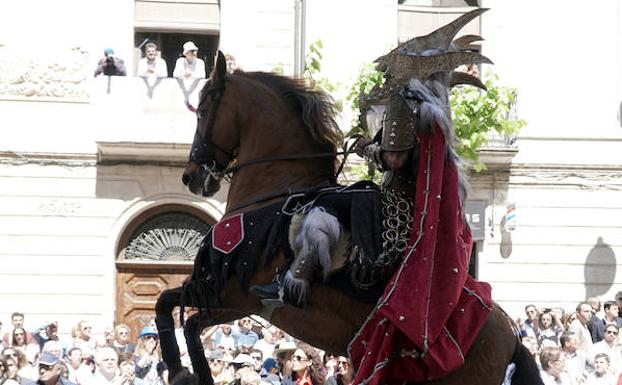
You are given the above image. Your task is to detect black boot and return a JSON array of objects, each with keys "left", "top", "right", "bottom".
[{"left": 249, "top": 281, "right": 280, "bottom": 299}]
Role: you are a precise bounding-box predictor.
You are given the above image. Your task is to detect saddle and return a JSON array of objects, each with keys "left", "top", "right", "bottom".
[{"left": 193, "top": 181, "right": 394, "bottom": 306}]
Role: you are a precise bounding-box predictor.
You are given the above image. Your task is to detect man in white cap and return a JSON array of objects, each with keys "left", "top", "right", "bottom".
[{"left": 173, "top": 41, "right": 206, "bottom": 79}]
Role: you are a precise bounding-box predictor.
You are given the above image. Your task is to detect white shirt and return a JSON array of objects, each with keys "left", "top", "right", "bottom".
[
  {"left": 173, "top": 57, "right": 205, "bottom": 79},
  {"left": 137, "top": 57, "right": 168, "bottom": 78}
]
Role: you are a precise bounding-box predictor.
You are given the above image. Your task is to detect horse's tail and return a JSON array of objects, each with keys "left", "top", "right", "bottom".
[{"left": 510, "top": 340, "right": 544, "bottom": 385}]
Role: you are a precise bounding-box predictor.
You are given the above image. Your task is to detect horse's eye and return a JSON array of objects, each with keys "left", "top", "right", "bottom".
[{"left": 197, "top": 111, "right": 204, "bottom": 120}]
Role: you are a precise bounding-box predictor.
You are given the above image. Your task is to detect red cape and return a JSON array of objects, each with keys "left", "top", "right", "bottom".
[{"left": 349, "top": 123, "right": 493, "bottom": 384}]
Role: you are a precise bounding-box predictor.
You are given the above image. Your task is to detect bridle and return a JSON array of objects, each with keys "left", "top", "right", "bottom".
[
  {"left": 190, "top": 78, "right": 236, "bottom": 182},
  {"left": 189, "top": 76, "right": 357, "bottom": 186}
]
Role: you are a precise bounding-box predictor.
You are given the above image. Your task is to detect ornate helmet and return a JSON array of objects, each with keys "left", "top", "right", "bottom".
[{"left": 362, "top": 8, "right": 492, "bottom": 151}]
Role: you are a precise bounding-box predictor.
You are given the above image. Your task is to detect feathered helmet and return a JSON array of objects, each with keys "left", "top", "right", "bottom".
[{"left": 362, "top": 8, "right": 492, "bottom": 151}]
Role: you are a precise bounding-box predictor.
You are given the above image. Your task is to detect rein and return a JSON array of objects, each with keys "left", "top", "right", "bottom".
[{"left": 223, "top": 136, "right": 360, "bottom": 179}]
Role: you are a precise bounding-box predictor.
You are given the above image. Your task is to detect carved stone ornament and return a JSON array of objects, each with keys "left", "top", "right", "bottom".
[
  {"left": 123, "top": 212, "right": 212, "bottom": 262},
  {"left": 0, "top": 45, "right": 90, "bottom": 101}
]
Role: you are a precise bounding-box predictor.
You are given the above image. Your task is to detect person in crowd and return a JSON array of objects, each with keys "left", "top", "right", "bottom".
[
  {"left": 9, "top": 329, "right": 38, "bottom": 365},
  {"left": 520, "top": 305, "right": 540, "bottom": 338},
  {"left": 586, "top": 297, "right": 605, "bottom": 343},
  {"left": 88, "top": 347, "right": 118, "bottom": 385},
  {"left": 200, "top": 326, "right": 219, "bottom": 355},
  {"left": 70, "top": 322, "right": 95, "bottom": 359},
  {"left": 3, "top": 313, "right": 28, "bottom": 346},
  {"left": 111, "top": 325, "right": 134, "bottom": 355},
  {"left": 325, "top": 357, "right": 353, "bottom": 385},
  {"left": 224, "top": 54, "right": 237, "bottom": 74},
  {"left": 274, "top": 341, "right": 296, "bottom": 380},
  {"left": 134, "top": 327, "right": 163, "bottom": 385},
  {"left": 282, "top": 344, "right": 324, "bottom": 385},
  {"left": 585, "top": 353, "right": 615, "bottom": 385},
  {"left": 615, "top": 291, "right": 622, "bottom": 318},
  {"left": 592, "top": 324, "right": 622, "bottom": 376},
  {"left": 259, "top": 358, "right": 280, "bottom": 385},
  {"left": 36, "top": 352, "right": 76, "bottom": 385},
  {"left": 569, "top": 302, "right": 595, "bottom": 355},
  {"left": 560, "top": 331, "right": 590, "bottom": 382},
  {"left": 213, "top": 325, "right": 235, "bottom": 353},
  {"left": 235, "top": 319, "right": 258, "bottom": 351},
  {"left": 520, "top": 336, "right": 540, "bottom": 368},
  {"left": 539, "top": 347, "right": 572, "bottom": 385},
  {"left": 137, "top": 42, "right": 168, "bottom": 78},
  {"left": 32, "top": 323, "right": 59, "bottom": 353},
  {"left": 94, "top": 49, "right": 127, "bottom": 77},
  {"left": 563, "top": 312, "right": 578, "bottom": 330},
  {"left": 173, "top": 42, "right": 205, "bottom": 79},
  {"left": 550, "top": 308, "right": 567, "bottom": 330},
  {"left": 117, "top": 353, "right": 141, "bottom": 385},
  {"left": 0, "top": 355, "right": 20, "bottom": 385},
  {"left": 2, "top": 354, "right": 35, "bottom": 385},
  {"left": 248, "top": 350, "right": 263, "bottom": 374},
  {"left": 536, "top": 311, "right": 562, "bottom": 348},
  {"left": 253, "top": 328, "right": 276, "bottom": 362},
  {"left": 603, "top": 301, "right": 622, "bottom": 328},
  {"left": 323, "top": 355, "right": 337, "bottom": 379},
  {"left": 41, "top": 342, "right": 63, "bottom": 360},
  {"left": 64, "top": 348, "right": 90, "bottom": 385},
  {"left": 231, "top": 354, "right": 255, "bottom": 383},
  {"left": 80, "top": 358, "right": 95, "bottom": 377},
  {"left": 239, "top": 371, "right": 261, "bottom": 385},
  {"left": 207, "top": 350, "right": 233, "bottom": 385},
  {"left": 3, "top": 348, "right": 35, "bottom": 382}
]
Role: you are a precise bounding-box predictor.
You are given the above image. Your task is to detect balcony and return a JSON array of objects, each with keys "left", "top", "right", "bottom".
[{"left": 91, "top": 76, "right": 207, "bottom": 166}]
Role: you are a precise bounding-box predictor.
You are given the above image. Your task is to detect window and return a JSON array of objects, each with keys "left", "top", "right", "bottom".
[{"left": 134, "top": 32, "right": 219, "bottom": 77}]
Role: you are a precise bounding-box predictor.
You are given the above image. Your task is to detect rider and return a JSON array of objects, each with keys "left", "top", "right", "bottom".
[{"left": 254, "top": 8, "right": 496, "bottom": 385}]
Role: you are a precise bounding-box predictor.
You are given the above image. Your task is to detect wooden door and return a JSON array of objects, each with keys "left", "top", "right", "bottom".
[{"left": 115, "top": 262, "right": 193, "bottom": 341}]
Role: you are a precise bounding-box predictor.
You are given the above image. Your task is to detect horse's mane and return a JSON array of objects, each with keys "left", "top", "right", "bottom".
[{"left": 235, "top": 71, "right": 343, "bottom": 152}]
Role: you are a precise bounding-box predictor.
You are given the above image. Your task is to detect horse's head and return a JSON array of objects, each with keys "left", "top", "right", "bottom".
[{"left": 183, "top": 51, "right": 239, "bottom": 197}]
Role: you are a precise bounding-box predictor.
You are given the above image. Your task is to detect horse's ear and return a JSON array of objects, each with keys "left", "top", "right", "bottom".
[{"left": 211, "top": 50, "right": 227, "bottom": 84}]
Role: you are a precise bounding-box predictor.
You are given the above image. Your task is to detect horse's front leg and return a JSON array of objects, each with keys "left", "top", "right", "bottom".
[
  {"left": 184, "top": 310, "right": 246, "bottom": 385},
  {"left": 155, "top": 287, "right": 191, "bottom": 384}
]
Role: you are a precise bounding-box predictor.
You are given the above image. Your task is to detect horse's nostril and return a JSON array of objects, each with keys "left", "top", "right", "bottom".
[{"left": 182, "top": 173, "right": 190, "bottom": 185}]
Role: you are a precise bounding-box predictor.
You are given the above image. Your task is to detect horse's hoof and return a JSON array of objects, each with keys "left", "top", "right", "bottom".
[{"left": 170, "top": 371, "right": 198, "bottom": 385}]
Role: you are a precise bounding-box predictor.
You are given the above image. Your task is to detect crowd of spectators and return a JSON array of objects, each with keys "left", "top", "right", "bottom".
[
  {"left": 518, "top": 292, "right": 622, "bottom": 384},
  {"left": 0, "top": 310, "right": 353, "bottom": 385},
  {"left": 9, "top": 291, "right": 622, "bottom": 385}
]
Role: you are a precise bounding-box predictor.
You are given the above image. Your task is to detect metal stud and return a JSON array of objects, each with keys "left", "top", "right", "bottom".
[
  {"left": 225, "top": 223, "right": 230, "bottom": 228},
  {"left": 226, "top": 241, "right": 232, "bottom": 246},
  {"left": 399, "top": 315, "right": 405, "bottom": 321},
  {"left": 248, "top": 240, "right": 253, "bottom": 245},
  {"left": 452, "top": 268, "right": 459, "bottom": 273}
]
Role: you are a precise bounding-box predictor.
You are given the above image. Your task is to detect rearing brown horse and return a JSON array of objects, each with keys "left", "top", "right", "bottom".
[{"left": 156, "top": 52, "right": 542, "bottom": 385}]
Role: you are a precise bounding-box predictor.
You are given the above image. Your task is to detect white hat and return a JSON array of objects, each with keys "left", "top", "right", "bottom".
[
  {"left": 183, "top": 41, "right": 199, "bottom": 55},
  {"left": 273, "top": 341, "right": 297, "bottom": 355},
  {"left": 232, "top": 353, "right": 254, "bottom": 366}
]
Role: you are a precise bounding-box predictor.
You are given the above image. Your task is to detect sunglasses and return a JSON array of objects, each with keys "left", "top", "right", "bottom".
[
  {"left": 209, "top": 359, "right": 223, "bottom": 364},
  {"left": 144, "top": 335, "right": 158, "bottom": 341},
  {"left": 4, "top": 353, "right": 17, "bottom": 357},
  {"left": 292, "top": 355, "right": 308, "bottom": 362},
  {"left": 251, "top": 355, "right": 262, "bottom": 361},
  {"left": 39, "top": 364, "right": 54, "bottom": 371},
  {"left": 606, "top": 330, "right": 618, "bottom": 335},
  {"left": 337, "top": 360, "right": 349, "bottom": 366}
]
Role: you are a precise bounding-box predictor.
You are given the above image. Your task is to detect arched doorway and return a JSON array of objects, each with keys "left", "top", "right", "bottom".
[{"left": 115, "top": 204, "right": 215, "bottom": 340}]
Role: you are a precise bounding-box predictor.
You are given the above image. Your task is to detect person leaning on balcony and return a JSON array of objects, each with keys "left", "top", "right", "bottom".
[
  {"left": 94, "top": 48, "right": 127, "bottom": 77},
  {"left": 173, "top": 41, "right": 206, "bottom": 80},
  {"left": 137, "top": 42, "right": 168, "bottom": 78}
]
